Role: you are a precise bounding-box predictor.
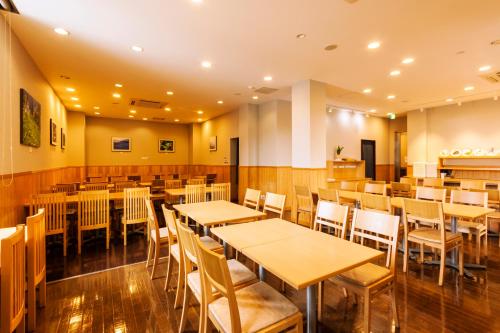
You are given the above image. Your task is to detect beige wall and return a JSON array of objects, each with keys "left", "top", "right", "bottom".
[
  {"left": 0, "top": 14, "right": 69, "bottom": 174},
  {"left": 85, "top": 117, "right": 189, "bottom": 165},
  {"left": 389, "top": 116, "right": 407, "bottom": 165},
  {"left": 66, "top": 111, "right": 86, "bottom": 166},
  {"left": 326, "top": 109, "right": 390, "bottom": 164}
]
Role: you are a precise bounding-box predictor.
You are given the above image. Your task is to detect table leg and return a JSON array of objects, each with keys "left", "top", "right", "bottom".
[
  {"left": 223, "top": 241, "right": 228, "bottom": 257},
  {"left": 306, "top": 284, "right": 318, "bottom": 333},
  {"left": 203, "top": 226, "right": 209, "bottom": 236},
  {"left": 258, "top": 265, "right": 266, "bottom": 281},
  {"left": 450, "top": 216, "right": 458, "bottom": 265}
]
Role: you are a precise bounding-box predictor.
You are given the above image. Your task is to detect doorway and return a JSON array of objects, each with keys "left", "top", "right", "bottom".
[
  {"left": 230, "top": 138, "right": 239, "bottom": 202},
  {"left": 361, "top": 139, "right": 376, "bottom": 180},
  {"left": 394, "top": 132, "right": 408, "bottom": 181}
]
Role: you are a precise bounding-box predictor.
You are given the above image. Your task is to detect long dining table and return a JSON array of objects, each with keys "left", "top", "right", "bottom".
[{"left": 211, "top": 218, "right": 383, "bottom": 333}]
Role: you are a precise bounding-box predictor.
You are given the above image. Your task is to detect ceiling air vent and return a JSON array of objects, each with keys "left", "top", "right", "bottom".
[
  {"left": 254, "top": 87, "right": 279, "bottom": 94},
  {"left": 0, "top": 0, "right": 19, "bottom": 13},
  {"left": 152, "top": 117, "right": 165, "bottom": 121},
  {"left": 480, "top": 71, "right": 500, "bottom": 83},
  {"left": 129, "top": 98, "right": 167, "bottom": 109}
]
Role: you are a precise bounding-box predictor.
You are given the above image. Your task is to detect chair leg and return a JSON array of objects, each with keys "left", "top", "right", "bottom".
[
  {"left": 78, "top": 229, "right": 82, "bottom": 255},
  {"left": 15, "top": 315, "right": 24, "bottom": 333},
  {"left": 39, "top": 276, "right": 47, "bottom": 307},
  {"left": 174, "top": 262, "right": 185, "bottom": 309},
  {"left": 179, "top": 280, "right": 192, "bottom": 333},
  {"left": 438, "top": 249, "right": 445, "bottom": 286},
  {"left": 146, "top": 239, "right": 153, "bottom": 268},
  {"left": 475, "top": 230, "right": 481, "bottom": 265},
  {"left": 363, "top": 291, "right": 371, "bottom": 333},
  {"left": 164, "top": 253, "right": 173, "bottom": 291},
  {"left": 124, "top": 223, "right": 127, "bottom": 247},
  {"left": 151, "top": 244, "right": 159, "bottom": 279},
  {"left": 419, "top": 244, "right": 424, "bottom": 263},
  {"left": 28, "top": 283, "right": 36, "bottom": 331},
  {"left": 459, "top": 244, "right": 464, "bottom": 276},
  {"left": 281, "top": 280, "right": 285, "bottom": 293},
  {"left": 106, "top": 226, "right": 110, "bottom": 250},
  {"left": 63, "top": 229, "right": 67, "bottom": 257},
  {"left": 403, "top": 238, "right": 408, "bottom": 273},
  {"left": 391, "top": 284, "right": 399, "bottom": 328}
]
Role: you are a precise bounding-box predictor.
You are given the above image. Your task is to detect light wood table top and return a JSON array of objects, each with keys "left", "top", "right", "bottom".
[
  {"left": 173, "top": 200, "right": 266, "bottom": 228},
  {"left": 165, "top": 186, "right": 213, "bottom": 197},
  {"left": 211, "top": 218, "right": 305, "bottom": 251}
]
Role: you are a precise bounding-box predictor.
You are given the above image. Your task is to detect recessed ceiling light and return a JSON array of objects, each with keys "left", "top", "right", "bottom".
[
  {"left": 387, "top": 95, "right": 396, "bottom": 100},
  {"left": 174, "top": 119, "right": 180, "bottom": 122},
  {"left": 402, "top": 57, "right": 414, "bottom": 64},
  {"left": 363, "top": 88, "right": 372, "bottom": 94},
  {"left": 130, "top": 110, "right": 136, "bottom": 114},
  {"left": 247, "top": 85, "right": 254, "bottom": 90},
  {"left": 252, "top": 96, "right": 259, "bottom": 100},
  {"left": 93, "top": 106, "right": 100, "bottom": 110},
  {"left": 131, "top": 45, "right": 143, "bottom": 52},
  {"left": 164, "top": 107, "right": 171, "bottom": 111},
  {"left": 369, "top": 109, "right": 377, "bottom": 113},
  {"left": 263, "top": 76, "right": 273, "bottom": 81},
  {"left": 367, "top": 41, "right": 381, "bottom": 49},
  {"left": 458, "top": 101, "right": 462, "bottom": 106},
  {"left": 70, "top": 97, "right": 79, "bottom": 101},
  {"left": 365, "top": 114, "right": 370, "bottom": 118},
  {"left": 192, "top": 0, "right": 203, "bottom": 3},
  {"left": 490, "top": 39, "right": 500, "bottom": 46},
  {"left": 197, "top": 118, "right": 203, "bottom": 122},
  {"left": 296, "top": 33, "right": 306, "bottom": 39},
  {"left": 389, "top": 70, "right": 401, "bottom": 76},
  {"left": 142, "top": 117, "right": 148, "bottom": 121},
  {"left": 479, "top": 65, "right": 491, "bottom": 72},
  {"left": 54, "top": 27, "right": 69, "bottom": 36},
  {"left": 446, "top": 98, "right": 454, "bottom": 102},
  {"left": 464, "top": 86, "right": 474, "bottom": 91},
  {"left": 324, "top": 44, "right": 338, "bottom": 51},
  {"left": 115, "top": 83, "right": 123, "bottom": 88},
  {"left": 128, "top": 115, "right": 134, "bottom": 118},
  {"left": 166, "top": 91, "right": 174, "bottom": 96},
  {"left": 201, "top": 61, "right": 212, "bottom": 68},
  {"left": 66, "top": 87, "right": 76, "bottom": 92},
  {"left": 197, "top": 110, "right": 204, "bottom": 114},
  {"left": 113, "top": 93, "right": 121, "bottom": 98},
  {"left": 217, "top": 100, "right": 223, "bottom": 104},
  {"left": 94, "top": 112, "right": 100, "bottom": 115},
  {"left": 74, "top": 104, "right": 82, "bottom": 108}
]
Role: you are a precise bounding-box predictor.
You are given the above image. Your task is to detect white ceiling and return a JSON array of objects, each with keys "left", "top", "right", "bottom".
[{"left": 8, "top": 0, "right": 500, "bottom": 122}]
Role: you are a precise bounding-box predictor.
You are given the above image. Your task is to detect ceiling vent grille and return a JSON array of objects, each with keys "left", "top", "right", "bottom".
[
  {"left": 0, "top": 0, "right": 19, "bottom": 13},
  {"left": 254, "top": 87, "right": 278, "bottom": 94},
  {"left": 480, "top": 71, "right": 500, "bottom": 83},
  {"left": 129, "top": 98, "right": 167, "bottom": 109}
]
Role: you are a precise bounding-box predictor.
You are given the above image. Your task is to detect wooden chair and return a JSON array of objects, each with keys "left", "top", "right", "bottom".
[
  {"left": 114, "top": 181, "right": 136, "bottom": 192},
  {"left": 109, "top": 175, "right": 127, "bottom": 182},
  {"left": 122, "top": 187, "right": 150, "bottom": 246},
  {"left": 84, "top": 182, "right": 108, "bottom": 191},
  {"left": 165, "top": 179, "right": 183, "bottom": 205},
  {"left": 360, "top": 193, "right": 391, "bottom": 214},
  {"left": 318, "top": 188, "right": 338, "bottom": 202},
  {"left": 188, "top": 178, "right": 205, "bottom": 185},
  {"left": 450, "top": 190, "right": 488, "bottom": 264},
  {"left": 400, "top": 177, "right": 417, "bottom": 186},
  {"left": 52, "top": 183, "right": 77, "bottom": 195},
  {"left": 206, "top": 173, "right": 217, "bottom": 185},
  {"left": 416, "top": 186, "right": 446, "bottom": 202},
  {"left": 151, "top": 179, "right": 166, "bottom": 194},
  {"left": 0, "top": 225, "right": 26, "bottom": 333},
  {"left": 145, "top": 199, "right": 169, "bottom": 279},
  {"left": 340, "top": 181, "right": 358, "bottom": 192},
  {"left": 364, "top": 182, "right": 387, "bottom": 196},
  {"left": 263, "top": 192, "right": 286, "bottom": 219},
  {"left": 423, "top": 178, "right": 444, "bottom": 187},
  {"left": 185, "top": 184, "right": 206, "bottom": 204},
  {"left": 194, "top": 236, "right": 303, "bottom": 333},
  {"left": 211, "top": 183, "right": 231, "bottom": 201},
  {"left": 242, "top": 188, "right": 261, "bottom": 210},
  {"left": 26, "top": 209, "right": 46, "bottom": 331},
  {"left": 328, "top": 209, "right": 400, "bottom": 333},
  {"left": 312, "top": 200, "right": 349, "bottom": 239},
  {"left": 176, "top": 220, "right": 257, "bottom": 333},
  {"left": 78, "top": 190, "right": 110, "bottom": 255},
  {"left": 390, "top": 182, "right": 412, "bottom": 198},
  {"left": 294, "top": 185, "right": 315, "bottom": 227},
  {"left": 460, "top": 179, "right": 486, "bottom": 190},
  {"left": 31, "top": 192, "right": 67, "bottom": 256},
  {"left": 474, "top": 189, "right": 500, "bottom": 247},
  {"left": 402, "top": 199, "right": 463, "bottom": 286},
  {"left": 88, "top": 176, "right": 107, "bottom": 183},
  {"left": 128, "top": 175, "right": 141, "bottom": 182}
]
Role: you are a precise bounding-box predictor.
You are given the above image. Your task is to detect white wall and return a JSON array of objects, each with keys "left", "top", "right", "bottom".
[{"left": 258, "top": 100, "right": 292, "bottom": 166}]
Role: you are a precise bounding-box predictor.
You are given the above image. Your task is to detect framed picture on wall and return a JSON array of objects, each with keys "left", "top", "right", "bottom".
[
  {"left": 158, "top": 139, "right": 175, "bottom": 153},
  {"left": 50, "top": 118, "right": 57, "bottom": 146},
  {"left": 20, "top": 89, "right": 41, "bottom": 148},
  {"left": 209, "top": 136, "right": 217, "bottom": 151},
  {"left": 61, "top": 128, "right": 66, "bottom": 149},
  {"left": 112, "top": 137, "right": 131, "bottom": 152}
]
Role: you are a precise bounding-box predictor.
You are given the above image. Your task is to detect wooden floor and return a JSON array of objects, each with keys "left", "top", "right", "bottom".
[{"left": 37, "top": 229, "right": 500, "bottom": 333}]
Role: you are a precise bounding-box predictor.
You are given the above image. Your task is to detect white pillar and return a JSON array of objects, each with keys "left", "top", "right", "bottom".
[{"left": 238, "top": 103, "right": 259, "bottom": 166}]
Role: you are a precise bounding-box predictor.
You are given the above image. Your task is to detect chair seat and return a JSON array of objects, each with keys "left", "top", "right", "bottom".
[
  {"left": 456, "top": 220, "right": 487, "bottom": 233},
  {"left": 334, "top": 263, "right": 390, "bottom": 287},
  {"left": 409, "top": 228, "right": 461, "bottom": 243},
  {"left": 150, "top": 227, "right": 169, "bottom": 243},
  {"left": 208, "top": 281, "right": 300, "bottom": 333},
  {"left": 200, "top": 236, "right": 223, "bottom": 251},
  {"left": 487, "top": 211, "right": 500, "bottom": 219},
  {"left": 187, "top": 259, "right": 257, "bottom": 299},
  {"left": 171, "top": 243, "right": 180, "bottom": 261}
]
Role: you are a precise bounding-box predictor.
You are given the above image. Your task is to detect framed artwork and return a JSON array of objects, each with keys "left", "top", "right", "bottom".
[
  {"left": 20, "top": 89, "right": 41, "bottom": 147},
  {"left": 61, "top": 128, "right": 66, "bottom": 149},
  {"left": 112, "top": 137, "right": 131, "bottom": 152},
  {"left": 50, "top": 118, "right": 57, "bottom": 146},
  {"left": 209, "top": 136, "right": 217, "bottom": 151},
  {"left": 158, "top": 139, "right": 175, "bottom": 153}
]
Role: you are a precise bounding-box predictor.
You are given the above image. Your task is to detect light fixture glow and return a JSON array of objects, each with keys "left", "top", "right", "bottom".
[
  {"left": 201, "top": 61, "right": 212, "bottom": 68},
  {"left": 166, "top": 91, "right": 174, "bottom": 96},
  {"left": 112, "top": 93, "right": 121, "bottom": 98},
  {"left": 263, "top": 76, "right": 273, "bottom": 81},
  {"left": 363, "top": 88, "right": 372, "bottom": 94},
  {"left": 142, "top": 117, "right": 148, "bottom": 121},
  {"left": 390, "top": 70, "right": 401, "bottom": 76},
  {"left": 130, "top": 110, "right": 136, "bottom": 114},
  {"left": 192, "top": 0, "right": 203, "bottom": 3},
  {"left": 367, "top": 41, "right": 381, "bottom": 49},
  {"left": 174, "top": 119, "right": 180, "bottom": 122},
  {"left": 128, "top": 115, "right": 134, "bottom": 118},
  {"left": 93, "top": 106, "right": 100, "bottom": 110},
  {"left": 402, "top": 57, "right": 414, "bottom": 64},
  {"left": 494, "top": 96, "right": 499, "bottom": 101},
  {"left": 479, "top": 65, "right": 491, "bottom": 72},
  {"left": 197, "top": 118, "right": 203, "bottom": 122},
  {"left": 464, "top": 86, "right": 475, "bottom": 91},
  {"left": 94, "top": 112, "right": 101, "bottom": 115},
  {"left": 66, "top": 87, "right": 76, "bottom": 92},
  {"left": 217, "top": 100, "right": 223, "bottom": 104},
  {"left": 446, "top": 98, "right": 454, "bottom": 102},
  {"left": 131, "top": 45, "right": 143, "bottom": 52},
  {"left": 164, "top": 107, "right": 171, "bottom": 111},
  {"left": 115, "top": 83, "right": 123, "bottom": 88},
  {"left": 70, "top": 97, "right": 79, "bottom": 101},
  {"left": 74, "top": 104, "right": 82, "bottom": 108},
  {"left": 387, "top": 95, "right": 396, "bottom": 100},
  {"left": 197, "top": 110, "right": 204, "bottom": 114},
  {"left": 369, "top": 109, "right": 377, "bottom": 113},
  {"left": 54, "top": 28, "right": 69, "bottom": 36},
  {"left": 252, "top": 96, "right": 259, "bottom": 100}
]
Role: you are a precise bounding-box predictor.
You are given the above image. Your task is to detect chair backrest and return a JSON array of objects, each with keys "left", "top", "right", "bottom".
[
  {"left": 206, "top": 174, "right": 217, "bottom": 185},
  {"left": 152, "top": 179, "right": 165, "bottom": 187},
  {"left": 78, "top": 190, "right": 109, "bottom": 228},
  {"left": 402, "top": 198, "right": 446, "bottom": 241},
  {"left": 400, "top": 177, "right": 417, "bottom": 186},
  {"left": 145, "top": 199, "right": 160, "bottom": 241},
  {"left": 243, "top": 188, "right": 261, "bottom": 210},
  {"left": 263, "top": 192, "right": 286, "bottom": 219},
  {"left": 185, "top": 184, "right": 206, "bottom": 203},
  {"left": 350, "top": 209, "right": 400, "bottom": 274},
  {"left": 27, "top": 209, "right": 46, "bottom": 291},
  {"left": 128, "top": 175, "right": 141, "bottom": 182},
  {"left": 212, "top": 183, "right": 231, "bottom": 201},
  {"left": 31, "top": 192, "right": 66, "bottom": 235},
  {"left": 109, "top": 175, "right": 127, "bottom": 182},
  {"left": 390, "top": 182, "right": 412, "bottom": 198},
  {"left": 450, "top": 190, "right": 488, "bottom": 208},
  {"left": 460, "top": 179, "right": 486, "bottom": 190},
  {"left": 52, "top": 183, "right": 77, "bottom": 194},
  {"left": 364, "top": 182, "right": 387, "bottom": 195},
  {"left": 166, "top": 179, "right": 182, "bottom": 189},
  {"left": 188, "top": 178, "right": 205, "bottom": 185},
  {"left": 0, "top": 225, "right": 25, "bottom": 333},
  {"left": 318, "top": 188, "right": 337, "bottom": 202},
  {"left": 84, "top": 182, "right": 108, "bottom": 191},
  {"left": 416, "top": 186, "right": 446, "bottom": 202},
  {"left": 123, "top": 187, "right": 150, "bottom": 223},
  {"left": 88, "top": 177, "right": 107, "bottom": 183},
  {"left": 114, "top": 181, "right": 136, "bottom": 192},
  {"left": 176, "top": 220, "right": 199, "bottom": 267},
  {"left": 194, "top": 236, "right": 242, "bottom": 332},
  {"left": 360, "top": 193, "right": 391, "bottom": 213},
  {"left": 340, "top": 181, "right": 358, "bottom": 192},
  {"left": 161, "top": 204, "right": 178, "bottom": 239},
  {"left": 472, "top": 189, "right": 500, "bottom": 208},
  {"left": 422, "top": 178, "right": 444, "bottom": 187},
  {"left": 294, "top": 185, "right": 313, "bottom": 211},
  {"left": 313, "top": 200, "right": 349, "bottom": 239}
]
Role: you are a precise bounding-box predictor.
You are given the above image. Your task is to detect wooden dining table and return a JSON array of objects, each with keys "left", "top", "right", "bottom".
[{"left": 211, "top": 219, "right": 383, "bottom": 333}]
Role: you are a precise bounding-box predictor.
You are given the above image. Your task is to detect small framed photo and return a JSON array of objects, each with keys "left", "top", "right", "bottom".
[
  {"left": 159, "top": 139, "right": 175, "bottom": 153},
  {"left": 50, "top": 118, "right": 57, "bottom": 146},
  {"left": 112, "top": 137, "right": 131, "bottom": 152},
  {"left": 60, "top": 128, "right": 66, "bottom": 149},
  {"left": 209, "top": 136, "right": 217, "bottom": 151}
]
